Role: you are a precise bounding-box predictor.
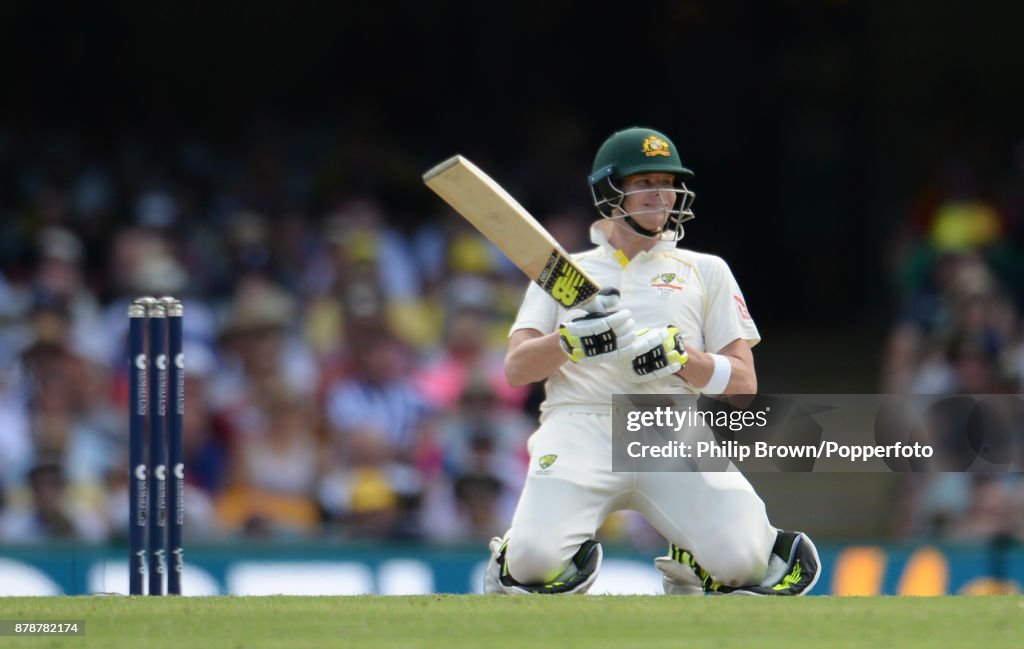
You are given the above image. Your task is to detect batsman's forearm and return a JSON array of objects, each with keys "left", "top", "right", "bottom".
[
  {"left": 677, "top": 349, "right": 757, "bottom": 395},
  {"left": 505, "top": 331, "right": 569, "bottom": 386}
]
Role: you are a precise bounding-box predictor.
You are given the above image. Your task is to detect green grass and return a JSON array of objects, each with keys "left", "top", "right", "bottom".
[{"left": 0, "top": 595, "right": 1021, "bottom": 648}]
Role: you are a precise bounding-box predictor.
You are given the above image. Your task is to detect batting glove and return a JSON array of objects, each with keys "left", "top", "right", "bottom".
[
  {"left": 628, "top": 325, "right": 688, "bottom": 381},
  {"left": 558, "top": 288, "right": 636, "bottom": 364}
]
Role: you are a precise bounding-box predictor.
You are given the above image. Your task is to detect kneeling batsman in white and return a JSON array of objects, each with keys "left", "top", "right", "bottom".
[{"left": 486, "top": 289, "right": 819, "bottom": 596}]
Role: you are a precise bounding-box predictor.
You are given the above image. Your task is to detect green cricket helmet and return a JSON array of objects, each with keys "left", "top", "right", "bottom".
[{"left": 588, "top": 127, "right": 695, "bottom": 240}]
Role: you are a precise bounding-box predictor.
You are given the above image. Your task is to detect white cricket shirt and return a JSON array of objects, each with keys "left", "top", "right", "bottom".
[{"left": 511, "top": 223, "right": 760, "bottom": 414}]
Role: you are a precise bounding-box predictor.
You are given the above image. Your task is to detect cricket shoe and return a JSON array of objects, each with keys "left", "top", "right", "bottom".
[
  {"left": 484, "top": 536, "right": 524, "bottom": 594},
  {"left": 712, "top": 531, "right": 820, "bottom": 596},
  {"left": 654, "top": 546, "right": 709, "bottom": 595},
  {"left": 484, "top": 536, "right": 603, "bottom": 595}
]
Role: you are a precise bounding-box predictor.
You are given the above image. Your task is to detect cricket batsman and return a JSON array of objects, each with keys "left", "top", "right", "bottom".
[{"left": 484, "top": 126, "right": 820, "bottom": 596}]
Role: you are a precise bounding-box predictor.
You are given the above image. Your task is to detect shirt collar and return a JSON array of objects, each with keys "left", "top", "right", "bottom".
[{"left": 589, "top": 221, "right": 679, "bottom": 254}]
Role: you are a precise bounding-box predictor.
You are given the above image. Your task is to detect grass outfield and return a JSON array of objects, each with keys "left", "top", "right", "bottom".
[{"left": 0, "top": 595, "right": 1021, "bottom": 648}]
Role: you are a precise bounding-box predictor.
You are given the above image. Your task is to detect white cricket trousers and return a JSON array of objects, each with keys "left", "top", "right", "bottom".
[{"left": 505, "top": 409, "right": 776, "bottom": 587}]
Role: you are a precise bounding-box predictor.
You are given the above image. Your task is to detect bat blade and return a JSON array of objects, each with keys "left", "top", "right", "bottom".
[{"left": 423, "top": 155, "right": 599, "bottom": 308}]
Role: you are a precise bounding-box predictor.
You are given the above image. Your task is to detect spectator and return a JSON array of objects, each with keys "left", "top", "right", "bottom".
[
  {"left": 420, "top": 379, "right": 529, "bottom": 543},
  {"left": 31, "top": 227, "right": 108, "bottom": 365},
  {"left": 0, "top": 463, "right": 107, "bottom": 543},
  {"left": 215, "top": 391, "right": 322, "bottom": 538},
  {"left": 318, "top": 428, "right": 408, "bottom": 539},
  {"left": 415, "top": 305, "right": 528, "bottom": 413},
  {"left": 324, "top": 317, "right": 432, "bottom": 454},
  {"left": 235, "top": 393, "right": 321, "bottom": 497},
  {"left": 210, "top": 278, "right": 319, "bottom": 442}
]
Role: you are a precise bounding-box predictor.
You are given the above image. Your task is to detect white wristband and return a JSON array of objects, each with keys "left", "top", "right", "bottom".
[{"left": 701, "top": 353, "right": 732, "bottom": 395}]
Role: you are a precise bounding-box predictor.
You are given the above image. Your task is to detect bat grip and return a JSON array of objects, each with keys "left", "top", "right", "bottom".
[{"left": 580, "top": 287, "right": 620, "bottom": 314}]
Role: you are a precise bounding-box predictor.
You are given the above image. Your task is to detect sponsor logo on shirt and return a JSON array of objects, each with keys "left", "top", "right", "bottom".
[{"left": 734, "top": 295, "right": 752, "bottom": 320}]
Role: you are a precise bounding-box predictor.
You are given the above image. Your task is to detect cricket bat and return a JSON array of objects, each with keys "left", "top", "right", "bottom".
[{"left": 423, "top": 155, "right": 600, "bottom": 309}]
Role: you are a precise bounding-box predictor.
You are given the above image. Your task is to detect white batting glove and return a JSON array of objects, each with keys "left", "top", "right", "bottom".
[
  {"left": 628, "top": 325, "right": 688, "bottom": 381},
  {"left": 580, "top": 286, "right": 623, "bottom": 315},
  {"left": 558, "top": 288, "right": 636, "bottom": 364}
]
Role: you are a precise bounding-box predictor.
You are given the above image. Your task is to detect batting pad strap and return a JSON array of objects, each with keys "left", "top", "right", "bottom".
[{"left": 701, "top": 353, "right": 732, "bottom": 395}]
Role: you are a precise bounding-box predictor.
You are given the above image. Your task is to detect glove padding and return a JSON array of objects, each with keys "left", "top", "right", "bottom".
[
  {"left": 559, "top": 288, "right": 636, "bottom": 364},
  {"left": 628, "top": 326, "right": 688, "bottom": 381}
]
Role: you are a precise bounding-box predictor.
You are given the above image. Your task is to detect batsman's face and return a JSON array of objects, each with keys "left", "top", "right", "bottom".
[{"left": 620, "top": 173, "right": 676, "bottom": 230}]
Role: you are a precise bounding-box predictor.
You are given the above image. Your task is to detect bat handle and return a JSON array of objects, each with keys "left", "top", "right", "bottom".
[{"left": 581, "top": 287, "right": 620, "bottom": 314}]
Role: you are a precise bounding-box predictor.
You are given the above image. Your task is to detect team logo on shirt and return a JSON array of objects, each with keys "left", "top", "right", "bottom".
[
  {"left": 650, "top": 273, "right": 685, "bottom": 298},
  {"left": 535, "top": 454, "right": 558, "bottom": 475}
]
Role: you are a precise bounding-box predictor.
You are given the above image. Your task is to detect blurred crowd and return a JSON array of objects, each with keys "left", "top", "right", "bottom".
[
  {"left": 0, "top": 129, "right": 604, "bottom": 546},
  {"left": 4, "top": 128, "right": 1024, "bottom": 549},
  {"left": 882, "top": 151, "right": 1024, "bottom": 543}
]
